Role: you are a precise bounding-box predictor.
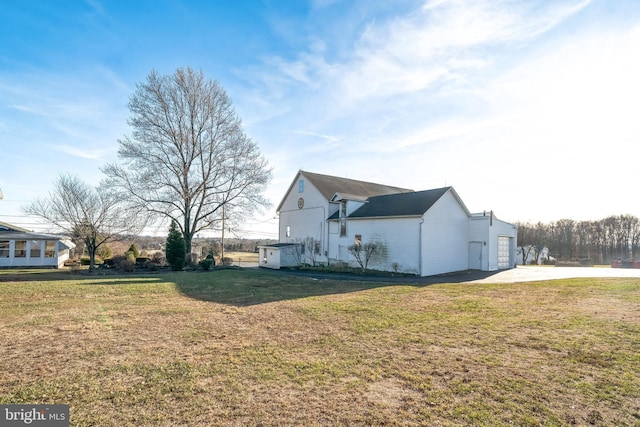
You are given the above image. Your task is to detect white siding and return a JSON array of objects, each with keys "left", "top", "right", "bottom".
[
  {"left": 328, "top": 217, "right": 421, "bottom": 274},
  {"left": 469, "top": 216, "right": 491, "bottom": 271},
  {"left": 489, "top": 219, "right": 517, "bottom": 270},
  {"left": 278, "top": 173, "right": 329, "bottom": 263},
  {"left": 274, "top": 172, "right": 518, "bottom": 276},
  {"left": 469, "top": 241, "right": 482, "bottom": 270},
  {"left": 258, "top": 245, "right": 299, "bottom": 270},
  {"left": 469, "top": 215, "right": 517, "bottom": 271},
  {"left": 0, "top": 239, "right": 65, "bottom": 268},
  {"left": 420, "top": 190, "right": 470, "bottom": 276},
  {"left": 346, "top": 200, "right": 366, "bottom": 216},
  {"left": 259, "top": 246, "right": 280, "bottom": 269}
]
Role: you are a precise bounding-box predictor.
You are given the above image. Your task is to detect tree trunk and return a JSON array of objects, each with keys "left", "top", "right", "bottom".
[
  {"left": 86, "top": 238, "right": 97, "bottom": 272},
  {"left": 183, "top": 232, "right": 192, "bottom": 257},
  {"left": 183, "top": 208, "right": 192, "bottom": 255}
]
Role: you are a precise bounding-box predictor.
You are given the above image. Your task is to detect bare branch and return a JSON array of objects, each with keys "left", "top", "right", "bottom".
[
  {"left": 25, "top": 174, "right": 146, "bottom": 270},
  {"left": 102, "top": 67, "right": 272, "bottom": 253}
]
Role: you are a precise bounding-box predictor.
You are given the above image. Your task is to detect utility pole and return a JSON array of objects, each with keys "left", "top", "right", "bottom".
[{"left": 220, "top": 204, "right": 225, "bottom": 264}]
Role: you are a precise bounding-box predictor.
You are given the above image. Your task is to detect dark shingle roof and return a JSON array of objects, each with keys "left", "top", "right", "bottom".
[
  {"left": 276, "top": 170, "right": 413, "bottom": 212},
  {"left": 259, "top": 243, "right": 298, "bottom": 248},
  {"left": 301, "top": 171, "right": 413, "bottom": 200},
  {"left": 329, "top": 187, "right": 452, "bottom": 219}
]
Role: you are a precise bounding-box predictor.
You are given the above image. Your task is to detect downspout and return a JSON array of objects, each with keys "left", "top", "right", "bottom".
[
  {"left": 326, "top": 215, "right": 330, "bottom": 267},
  {"left": 419, "top": 218, "right": 424, "bottom": 276}
]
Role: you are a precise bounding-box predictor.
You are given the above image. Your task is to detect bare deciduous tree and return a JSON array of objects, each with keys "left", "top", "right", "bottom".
[
  {"left": 25, "top": 174, "right": 145, "bottom": 270},
  {"left": 348, "top": 241, "right": 379, "bottom": 272},
  {"left": 513, "top": 215, "right": 640, "bottom": 265},
  {"left": 515, "top": 222, "right": 535, "bottom": 264},
  {"left": 102, "top": 67, "right": 272, "bottom": 254}
]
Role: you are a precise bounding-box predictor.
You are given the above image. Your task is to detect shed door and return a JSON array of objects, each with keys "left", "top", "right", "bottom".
[
  {"left": 498, "top": 237, "right": 511, "bottom": 269},
  {"left": 469, "top": 242, "right": 482, "bottom": 270}
]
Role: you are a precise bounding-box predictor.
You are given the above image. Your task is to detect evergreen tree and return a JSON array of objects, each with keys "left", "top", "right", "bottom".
[
  {"left": 166, "top": 220, "right": 185, "bottom": 271},
  {"left": 128, "top": 243, "right": 140, "bottom": 258}
]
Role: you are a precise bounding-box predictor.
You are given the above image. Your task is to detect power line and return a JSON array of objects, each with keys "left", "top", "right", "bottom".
[{"left": 0, "top": 199, "right": 33, "bottom": 203}]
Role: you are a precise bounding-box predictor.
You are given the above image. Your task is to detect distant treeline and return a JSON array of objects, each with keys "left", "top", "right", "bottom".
[
  {"left": 517, "top": 215, "right": 640, "bottom": 264},
  {"left": 73, "top": 236, "right": 277, "bottom": 260}
]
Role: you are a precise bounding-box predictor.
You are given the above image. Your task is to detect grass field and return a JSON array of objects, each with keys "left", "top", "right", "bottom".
[
  {"left": 222, "top": 251, "right": 259, "bottom": 262},
  {"left": 1, "top": 269, "right": 639, "bottom": 426}
]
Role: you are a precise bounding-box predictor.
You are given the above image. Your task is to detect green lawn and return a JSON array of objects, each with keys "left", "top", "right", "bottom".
[{"left": 1, "top": 268, "right": 639, "bottom": 426}]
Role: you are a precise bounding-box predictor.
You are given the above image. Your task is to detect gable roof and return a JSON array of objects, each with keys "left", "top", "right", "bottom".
[
  {"left": 276, "top": 170, "right": 412, "bottom": 212},
  {"left": 348, "top": 187, "right": 453, "bottom": 218},
  {"left": 0, "top": 221, "right": 75, "bottom": 247},
  {"left": 328, "top": 187, "right": 467, "bottom": 219},
  {"left": 0, "top": 221, "right": 29, "bottom": 233}
]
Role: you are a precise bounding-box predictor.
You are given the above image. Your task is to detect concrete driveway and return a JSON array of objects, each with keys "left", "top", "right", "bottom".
[
  {"left": 468, "top": 266, "right": 640, "bottom": 283},
  {"left": 257, "top": 265, "right": 640, "bottom": 285}
]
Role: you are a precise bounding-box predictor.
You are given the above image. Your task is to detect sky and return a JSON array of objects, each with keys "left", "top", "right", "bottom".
[{"left": 1, "top": 0, "right": 639, "bottom": 239}]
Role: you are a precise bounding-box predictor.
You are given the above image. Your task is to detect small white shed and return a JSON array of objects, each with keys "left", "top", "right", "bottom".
[{"left": 258, "top": 243, "right": 300, "bottom": 270}]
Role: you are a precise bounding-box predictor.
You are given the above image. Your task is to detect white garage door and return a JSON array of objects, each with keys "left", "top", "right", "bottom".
[{"left": 498, "top": 237, "right": 511, "bottom": 269}]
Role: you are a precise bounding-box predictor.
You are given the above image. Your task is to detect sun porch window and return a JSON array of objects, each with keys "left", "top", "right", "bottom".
[
  {"left": 0, "top": 241, "right": 9, "bottom": 258},
  {"left": 30, "top": 240, "right": 42, "bottom": 258},
  {"left": 14, "top": 241, "right": 27, "bottom": 257},
  {"left": 44, "top": 241, "right": 56, "bottom": 258}
]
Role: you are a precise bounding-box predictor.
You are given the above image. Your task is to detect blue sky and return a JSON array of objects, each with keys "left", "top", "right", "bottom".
[{"left": 1, "top": 0, "right": 639, "bottom": 238}]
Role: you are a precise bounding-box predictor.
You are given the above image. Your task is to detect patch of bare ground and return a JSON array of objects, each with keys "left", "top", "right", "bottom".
[{"left": 1, "top": 271, "right": 639, "bottom": 426}]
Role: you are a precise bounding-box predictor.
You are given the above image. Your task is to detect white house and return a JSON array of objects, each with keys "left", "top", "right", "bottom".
[
  {"left": 515, "top": 245, "right": 551, "bottom": 265},
  {"left": 0, "top": 221, "right": 75, "bottom": 269},
  {"left": 259, "top": 170, "right": 517, "bottom": 276}
]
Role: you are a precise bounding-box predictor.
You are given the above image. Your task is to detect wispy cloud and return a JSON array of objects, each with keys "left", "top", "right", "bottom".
[
  {"left": 1, "top": 0, "right": 638, "bottom": 234},
  {"left": 288, "top": 129, "right": 340, "bottom": 142},
  {"left": 334, "top": 0, "right": 591, "bottom": 103},
  {"left": 51, "top": 144, "right": 112, "bottom": 160},
  {"left": 237, "top": 0, "right": 640, "bottom": 223},
  {"left": 245, "top": 0, "right": 593, "bottom": 126},
  {"left": 11, "top": 104, "right": 51, "bottom": 116}
]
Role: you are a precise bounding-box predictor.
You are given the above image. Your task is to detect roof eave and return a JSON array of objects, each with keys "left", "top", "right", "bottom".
[
  {"left": 275, "top": 170, "right": 305, "bottom": 213},
  {"left": 328, "top": 214, "right": 423, "bottom": 221},
  {"left": 446, "top": 187, "right": 472, "bottom": 217}
]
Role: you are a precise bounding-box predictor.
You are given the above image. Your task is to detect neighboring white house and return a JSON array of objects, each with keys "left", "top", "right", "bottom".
[
  {"left": 259, "top": 170, "right": 517, "bottom": 276},
  {"left": 0, "top": 221, "right": 75, "bottom": 269},
  {"left": 516, "top": 245, "right": 551, "bottom": 265}
]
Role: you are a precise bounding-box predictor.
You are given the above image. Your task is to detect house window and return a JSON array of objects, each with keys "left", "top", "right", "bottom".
[
  {"left": 14, "top": 241, "right": 27, "bottom": 257},
  {"left": 0, "top": 241, "right": 9, "bottom": 258},
  {"left": 286, "top": 226, "right": 291, "bottom": 238},
  {"left": 30, "top": 240, "right": 42, "bottom": 258},
  {"left": 354, "top": 235, "right": 362, "bottom": 250},
  {"left": 298, "top": 179, "right": 304, "bottom": 193},
  {"left": 44, "top": 241, "right": 56, "bottom": 258},
  {"left": 339, "top": 201, "right": 348, "bottom": 237},
  {"left": 314, "top": 241, "right": 320, "bottom": 254}
]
